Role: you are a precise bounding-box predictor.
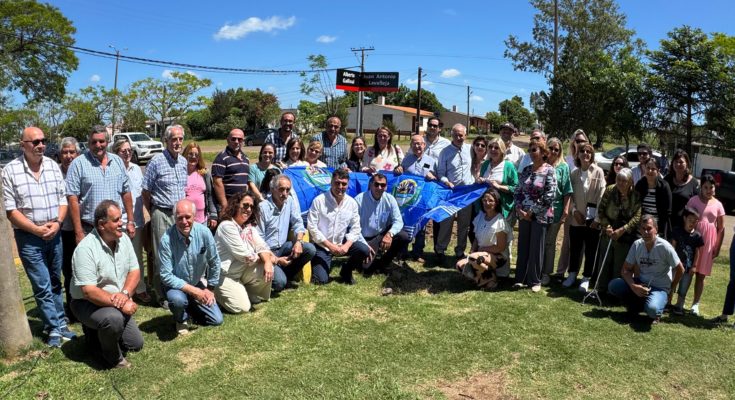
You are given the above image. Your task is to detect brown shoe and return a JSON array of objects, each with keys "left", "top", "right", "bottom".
[{"left": 133, "top": 291, "right": 152, "bottom": 304}]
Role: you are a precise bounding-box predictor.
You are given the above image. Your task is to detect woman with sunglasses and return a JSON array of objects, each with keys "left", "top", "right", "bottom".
[
  {"left": 635, "top": 159, "right": 672, "bottom": 240},
  {"left": 605, "top": 156, "right": 629, "bottom": 186},
  {"left": 182, "top": 143, "right": 218, "bottom": 230},
  {"left": 480, "top": 138, "right": 518, "bottom": 220},
  {"left": 566, "top": 129, "right": 590, "bottom": 173},
  {"left": 112, "top": 139, "right": 151, "bottom": 303},
  {"left": 541, "top": 138, "right": 573, "bottom": 285},
  {"left": 513, "top": 141, "right": 557, "bottom": 292},
  {"left": 214, "top": 191, "right": 274, "bottom": 314},
  {"left": 468, "top": 136, "right": 490, "bottom": 244},
  {"left": 562, "top": 143, "right": 606, "bottom": 291}
]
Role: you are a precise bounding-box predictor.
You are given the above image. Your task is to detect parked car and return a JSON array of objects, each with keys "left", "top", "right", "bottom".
[
  {"left": 107, "top": 132, "right": 163, "bottom": 164},
  {"left": 595, "top": 146, "right": 668, "bottom": 175},
  {"left": 245, "top": 128, "right": 277, "bottom": 147},
  {"left": 702, "top": 168, "right": 735, "bottom": 215}
]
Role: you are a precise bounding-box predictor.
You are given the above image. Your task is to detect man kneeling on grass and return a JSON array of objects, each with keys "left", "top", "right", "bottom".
[
  {"left": 608, "top": 215, "right": 683, "bottom": 325},
  {"left": 159, "top": 199, "right": 224, "bottom": 336},
  {"left": 71, "top": 200, "right": 143, "bottom": 368}
]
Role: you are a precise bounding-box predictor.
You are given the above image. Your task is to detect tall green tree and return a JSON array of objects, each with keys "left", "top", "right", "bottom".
[
  {"left": 705, "top": 33, "right": 735, "bottom": 148},
  {"left": 498, "top": 96, "right": 535, "bottom": 133},
  {"left": 128, "top": 71, "right": 211, "bottom": 134},
  {"left": 300, "top": 54, "right": 349, "bottom": 129},
  {"left": 0, "top": 0, "right": 78, "bottom": 102},
  {"left": 647, "top": 26, "right": 722, "bottom": 154}
]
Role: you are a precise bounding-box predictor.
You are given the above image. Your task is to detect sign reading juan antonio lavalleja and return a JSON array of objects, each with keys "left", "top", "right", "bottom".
[{"left": 336, "top": 69, "right": 399, "bottom": 92}]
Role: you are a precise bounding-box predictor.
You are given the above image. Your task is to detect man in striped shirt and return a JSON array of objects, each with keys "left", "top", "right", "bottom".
[
  {"left": 3, "top": 127, "right": 76, "bottom": 347},
  {"left": 212, "top": 128, "right": 250, "bottom": 211}
]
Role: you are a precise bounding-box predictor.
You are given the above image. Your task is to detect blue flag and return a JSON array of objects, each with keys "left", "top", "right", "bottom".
[{"left": 283, "top": 167, "right": 487, "bottom": 239}]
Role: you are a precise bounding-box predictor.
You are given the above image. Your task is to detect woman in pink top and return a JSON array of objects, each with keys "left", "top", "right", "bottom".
[
  {"left": 685, "top": 174, "right": 725, "bottom": 316},
  {"left": 183, "top": 143, "right": 218, "bottom": 230}
]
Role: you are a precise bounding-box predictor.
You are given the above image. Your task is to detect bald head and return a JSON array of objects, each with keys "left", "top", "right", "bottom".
[
  {"left": 227, "top": 129, "right": 245, "bottom": 152},
  {"left": 22, "top": 126, "right": 44, "bottom": 141},
  {"left": 174, "top": 199, "right": 196, "bottom": 237},
  {"left": 20, "top": 126, "right": 46, "bottom": 164}
]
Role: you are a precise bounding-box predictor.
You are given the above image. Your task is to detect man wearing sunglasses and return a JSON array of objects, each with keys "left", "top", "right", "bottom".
[
  {"left": 424, "top": 117, "right": 451, "bottom": 159},
  {"left": 517, "top": 128, "right": 546, "bottom": 173},
  {"left": 355, "top": 173, "right": 409, "bottom": 275},
  {"left": 212, "top": 128, "right": 250, "bottom": 211},
  {"left": 3, "top": 127, "right": 76, "bottom": 347}
]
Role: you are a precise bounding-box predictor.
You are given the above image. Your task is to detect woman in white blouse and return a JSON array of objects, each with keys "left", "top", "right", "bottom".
[
  {"left": 214, "top": 191, "right": 274, "bottom": 314},
  {"left": 363, "top": 126, "right": 404, "bottom": 173}
]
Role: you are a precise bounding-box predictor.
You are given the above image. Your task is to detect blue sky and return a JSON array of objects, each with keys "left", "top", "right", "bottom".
[{"left": 44, "top": 0, "right": 735, "bottom": 117}]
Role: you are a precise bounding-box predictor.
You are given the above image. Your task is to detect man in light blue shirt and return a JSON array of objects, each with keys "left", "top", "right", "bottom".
[
  {"left": 355, "top": 173, "right": 409, "bottom": 274},
  {"left": 257, "top": 174, "right": 316, "bottom": 292},
  {"left": 435, "top": 123, "right": 474, "bottom": 262},
  {"left": 159, "top": 200, "right": 223, "bottom": 335}
]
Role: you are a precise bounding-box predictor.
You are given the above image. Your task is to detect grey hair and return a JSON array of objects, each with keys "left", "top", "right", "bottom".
[
  {"left": 532, "top": 128, "right": 547, "bottom": 140},
  {"left": 269, "top": 174, "right": 291, "bottom": 191},
  {"left": 111, "top": 137, "right": 130, "bottom": 154},
  {"left": 89, "top": 125, "right": 109, "bottom": 142},
  {"left": 640, "top": 214, "right": 658, "bottom": 229},
  {"left": 60, "top": 137, "right": 80, "bottom": 153},
  {"left": 451, "top": 123, "right": 467, "bottom": 134},
  {"left": 163, "top": 124, "right": 184, "bottom": 143},
  {"left": 616, "top": 167, "right": 633, "bottom": 183}
]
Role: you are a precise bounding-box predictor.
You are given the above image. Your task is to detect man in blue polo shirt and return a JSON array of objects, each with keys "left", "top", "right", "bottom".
[
  {"left": 608, "top": 215, "right": 684, "bottom": 324},
  {"left": 159, "top": 199, "right": 223, "bottom": 336},
  {"left": 354, "top": 173, "right": 409, "bottom": 274},
  {"left": 257, "top": 174, "right": 316, "bottom": 292},
  {"left": 212, "top": 128, "right": 250, "bottom": 211}
]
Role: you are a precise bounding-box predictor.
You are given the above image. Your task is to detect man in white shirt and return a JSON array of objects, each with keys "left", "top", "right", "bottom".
[
  {"left": 500, "top": 122, "right": 525, "bottom": 169},
  {"left": 307, "top": 169, "right": 370, "bottom": 285},
  {"left": 424, "top": 117, "right": 451, "bottom": 159},
  {"left": 435, "top": 124, "right": 475, "bottom": 262}
]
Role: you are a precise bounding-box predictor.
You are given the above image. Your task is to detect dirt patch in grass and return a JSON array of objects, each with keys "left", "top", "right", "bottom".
[
  {"left": 178, "top": 347, "right": 227, "bottom": 374},
  {"left": 342, "top": 305, "right": 390, "bottom": 323},
  {"left": 432, "top": 370, "right": 516, "bottom": 400},
  {"left": 305, "top": 302, "right": 316, "bottom": 314}
]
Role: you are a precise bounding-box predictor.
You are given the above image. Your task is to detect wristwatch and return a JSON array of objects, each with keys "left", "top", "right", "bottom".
[{"left": 121, "top": 289, "right": 130, "bottom": 298}]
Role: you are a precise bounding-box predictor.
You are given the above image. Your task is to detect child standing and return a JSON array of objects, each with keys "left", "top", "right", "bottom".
[
  {"left": 670, "top": 207, "right": 705, "bottom": 315},
  {"left": 685, "top": 175, "right": 726, "bottom": 316}
]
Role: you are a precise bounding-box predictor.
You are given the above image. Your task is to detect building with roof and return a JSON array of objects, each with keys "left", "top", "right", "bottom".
[
  {"left": 347, "top": 96, "right": 435, "bottom": 135},
  {"left": 439, "top": 106, "right": 489, "bottom": 135}
]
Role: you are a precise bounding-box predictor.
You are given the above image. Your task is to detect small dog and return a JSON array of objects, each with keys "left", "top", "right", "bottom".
[{"left": 456, "top": 252, "right": 507, "bottom": 290}]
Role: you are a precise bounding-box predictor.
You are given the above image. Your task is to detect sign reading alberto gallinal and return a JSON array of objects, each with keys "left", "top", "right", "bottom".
[{"left": 336, "top": 69, "right": 399, "bottom": 92}]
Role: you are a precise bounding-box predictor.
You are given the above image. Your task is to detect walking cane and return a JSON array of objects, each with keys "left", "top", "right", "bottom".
[{"left": 582, "top": 231, "right": 612, "bottom": 306}]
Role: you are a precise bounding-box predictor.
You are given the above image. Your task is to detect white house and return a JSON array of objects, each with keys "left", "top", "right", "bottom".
[{"left": 347, "top": 97, "right": 434, "bottom": 135}]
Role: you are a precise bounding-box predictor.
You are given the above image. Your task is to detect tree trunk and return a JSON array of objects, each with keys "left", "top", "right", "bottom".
[{"left": 0, "top": 199, "right": 33, "bottom": 357}]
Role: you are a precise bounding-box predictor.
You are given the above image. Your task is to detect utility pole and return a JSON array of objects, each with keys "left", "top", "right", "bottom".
[
  {"left": 109, "top": 45, "right": 127, "bottom": 134},
  {"left": 351, "top": 46, "right": 374, "bottom": 137},
  {"left": 0, "top": 201, "right": 32, "bottom": 357},
  {"left": 415, "top": 66, "right": 422, "bottom": 133},
  {"left": 467, "top": 86, "right": 471, "bottom": 131}
]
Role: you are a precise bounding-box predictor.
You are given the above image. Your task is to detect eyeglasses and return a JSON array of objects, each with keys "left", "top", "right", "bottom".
[
  {"left": 488, "top": 145, "right": 501, "bottom": 150},
  {"left": 118, "top": 149, "right": 132, "bottom": 154},
  {"left": 327, "top": 124, "right": 341, "bottom": 129},
  {"left": 529, "top": 148, "right": 540, "bottom": 153},
  {"left": 474, "top": 143, "right": 486, "bottom": 148},
  {"left": 428, "top": 124, "right": 439, "bottom": 128},
  {"left": 549, "top": 147, "right": 561, "bottom": 153},
  {"left": 373, "top": 182, "right": 387, "bottom": 188},
  {"left": 22, "top": 138, "right": 48, "bottom": 146},
  {"left": 575, "top": 140, "right": 587, "bottom": 144},
  {"left": 229, "top": 137, "right": 244, "bottom": 142},
  {"left": 580, "top": 149, "right": 593, "bottom": 155},
  {"left": 169, "top": 137, "right": 184, "bottom": 143},
  {"left": 90, "top": 139, "right": 107, "bottom": 144},
  {"left": 240, "top": 204, "right": 254, "bottom": 211},
  {"left": 187, "top": 153, "right": 199, "bottom": 158},
  {"left": 613, "top": 162, "right": 625, "bottom": 166}
]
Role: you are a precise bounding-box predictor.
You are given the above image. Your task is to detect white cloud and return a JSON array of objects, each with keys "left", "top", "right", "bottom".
[
  {"left": 316, "top": 35, "right": 336, "bottom": 43},
  {"left": 89, "top": 74, "right": 101, "bottom": 83},
  {"left": 214, "top": 16, "right": 296, "bottom": 40},
  {"left": 162, "top": 69, "right": 174, "bottom": 79},
  {"left": 470, "top": 95, "right": 484, "bottom": 101},
  {"left": 441, "top": 68, "right": 461, "bottom": 78}
]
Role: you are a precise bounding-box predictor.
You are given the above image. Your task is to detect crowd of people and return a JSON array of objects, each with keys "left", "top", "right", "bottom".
[{"left": 3, "top": 112, "right": 733, "bottom": 369}]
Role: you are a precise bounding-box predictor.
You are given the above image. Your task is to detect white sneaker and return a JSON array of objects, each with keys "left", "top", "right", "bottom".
[
  {"left": 176, "top": 321, "right": 196, "bottom": 336},
  {"left": 691, "top": 303, "right": 700, "bottom": 316},
  {"left": 531, "top": 284, "right": 542, "bottom": 293},
  {"left": 578, "top": 277, "right": 590, "bottom": 293},
  {"left": 541, "top": 274, "right": 551, "bottom": 286},
  {"left": 562, "top": 272, "right": 578, "bottom": 288}
]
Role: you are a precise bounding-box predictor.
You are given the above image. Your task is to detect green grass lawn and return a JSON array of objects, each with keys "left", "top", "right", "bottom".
[{"left": 2, "top": 240, "right": 735, "bottom": 399}]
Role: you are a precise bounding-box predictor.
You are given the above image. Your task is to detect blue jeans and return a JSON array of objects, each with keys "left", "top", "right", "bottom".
[
  {"left": 271, "top": 241, "right": 316, "bottom": 292},
  {"left": 721, "top": 236, "right": 735, "bottom": 315},
  {"left": 165, "top": 283, "right": 224, "bottom": 326},
  {"left": 15, "top": 229, "right": 66, "bottom": 335},
  {"left": 311, "top": 241, "right": 370, "bottom": 284},
  {"left": 608, "top": 277, "right": 668, "bottom": 319}
]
